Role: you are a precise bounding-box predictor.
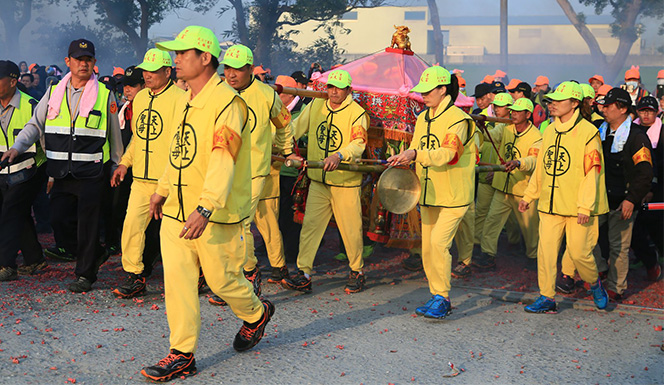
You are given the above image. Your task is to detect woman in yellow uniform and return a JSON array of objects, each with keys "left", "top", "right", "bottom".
[
  {"left": 519, "top": 81, "right": 609, "bottom": 313},
  {"left": 387, "top": 66, "right": 476, "bottom": 319}
]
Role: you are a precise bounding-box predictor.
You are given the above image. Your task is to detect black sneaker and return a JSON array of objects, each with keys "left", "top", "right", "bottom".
[
  {"left": 472, "top": 252, "right": 496, "bottom": 270},
  {"left": 67, "top": 276, "right": 92, "bottom": 293},
  {"left": 233, "top": 300, "right": 275, "bottom": 352},
  {"left": 268, "top": 266, "right": 289, "bottom": 283},
  {"left": 17, "top": 260, "right": 48, "bottom": 275},
  {"left": 451, "top": 262, "right": 471, "bottom": 279},
  {"left": 344, "top": 270, "right": 366, "bottom": 293},
  {"left": 244, "top": 268, "right": 262, "bottom": 297},
  {"left": 44, "top": 247, "right": 75, "bottom": 262},
  {"left": 281, "top": 270, "right": 312, "bottom": 293},
  {"left": 0, "top": 266, "right": 18, "bottom": 281},
  {"left": 556, "top": 274, "right": 575, "bottom": 294},
  {"left": 208, "top": 294, "right": 227, "bottom": 307},
  {"left": 141, "top": 349, "right": 197, "bottom": 382},
  {"left": 403, "top": 253, "right": 423, "bottom": 271},
  {"left": 112, "top": 273, "right": 146, "bottom": 298}
]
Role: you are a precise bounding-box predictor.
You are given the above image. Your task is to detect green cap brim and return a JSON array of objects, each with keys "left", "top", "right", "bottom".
[
  {"left": 327, "top": 78, "right": 350, "bottom": 89},
  {"left": 493, "top": 101, "right": 511, "bottom": 107},
  {"left": 156, "top": 40, "right": 194, "bottom": 53},
  {"left": 545, "top": 91, "right": 570, "bottom": 101},
  {"left": 220, "top": 57, "right": 248, "bottom": 69},
  {"left": 410, "top": 82, "right": 437, "bottom": 93},
  {"left": 509, "top": 105, "right": 532, "bottom": 112},
  {"left": 136, "top": 62, "right": 164, "bottom": 72}
]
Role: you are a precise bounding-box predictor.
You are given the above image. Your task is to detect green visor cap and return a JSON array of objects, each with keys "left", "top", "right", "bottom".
[
  {"left": 221, "top": 44, "right": 253, "bottom": 69},
  {"left": 156, "top": 26, "right": 221, "bottom": 58},
  {"left": 545, "top": 81, "right": 583, "bottom": 101},
  {"left": 492, "top": 92, "right": 514, "bottom": 107},
  {"left": 509, "top": 97, "right": 534, "bottom": 112},
  {"left": 137, "top": 48, "right": 172, "bottom": 72},
  {"left": 410, "top": 66, "right": 451, "bottom": 93},
  {"left": 580, "top": 83, "right": 595, "bottom": 99},
  {"left": 327, "top": 69, "right": 352, "bottom": 88}
]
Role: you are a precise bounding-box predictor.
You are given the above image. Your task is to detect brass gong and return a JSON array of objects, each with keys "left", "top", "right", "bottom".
[{"left": 376, "top": 167, "right": 421, "bottom": 214}]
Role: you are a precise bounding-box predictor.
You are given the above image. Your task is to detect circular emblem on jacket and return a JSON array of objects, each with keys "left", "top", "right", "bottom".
[
  {"left": 136, "top": 109, "right": 163, "bottom": 140},
  {"left": 316, "top": 122, "right": 343, "bottom": 152},
  {"left": 505, "top": 142, "right": 521, "bottom": 160},
  {"left": 418, "top": 134, "right": 440, "bottom": 151},
  {"left": 543, "top": 145, "right": 570, "bottom": 176},
  {"left": 169, "top": 123, "right": 197, "bottom": 169}
]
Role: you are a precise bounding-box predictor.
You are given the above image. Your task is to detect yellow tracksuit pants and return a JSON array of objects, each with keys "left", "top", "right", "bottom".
[
  {"left": 475, "top": 182, "right": 521, "bottom": 245},
  {"left": 538, "top": 213, "right": 599, "bottom": 298},
  {"left": 455, "top": 201, "right": 475, "bottom": 265},
  {"left": 421, "top": 205, "right": 469, "bottom": 298},
  {"left": 121, "top": 180, "right": 157, "bottom": 274},
  {"left": 243, "top": 175, "right": 286, "bottom": 271},
  {"left": 161, "top": 217, "right": 263, "bottom": 353},
  {"left": 561, "top": 211, "right": 635, "bottom": 295},
  {"left": 296, "top": 181, "right": 363, "bottom": 275},
  {"left": 481, "top": 191, "right": 539, "bottom": 259}
]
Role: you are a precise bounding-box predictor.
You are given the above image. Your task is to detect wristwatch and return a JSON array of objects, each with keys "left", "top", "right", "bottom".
[
  {"left": 196, "top": 205, "right": 212, "bottom": 219},
  {"left": 336, "top": 152, "right": 344, "bottom": 161}
]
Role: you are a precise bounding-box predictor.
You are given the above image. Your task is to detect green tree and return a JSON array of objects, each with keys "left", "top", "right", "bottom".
[
  {"left": 557, "top": 0, "right": 664, "bottom": 82},
  {"left": 222, "top": 0, "right": 383, "bottom": 71},
  {"left": 0, "top": 0, "right": 43, "bottom": 59},
  {"left": 75, "top": 0, "right": 215, "bottom": 61}
]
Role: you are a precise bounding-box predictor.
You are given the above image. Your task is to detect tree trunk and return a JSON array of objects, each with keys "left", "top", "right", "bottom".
[
  {"left": 0, "top": 0, "right": 33, "bottom": 59},
  {"left": 556, "top": 0, "right": 608, "bottom": 71},
  {"left": 605, "top": 0, "right": 641, "bottom": 83},
  {"left": 426, "top": 0, "right": 444, "bottom": 65},
  {"left": 97, "top": 0, "right": 144, "bottom": 61},
  {"left": 252, "top": 0, "right": 281, "bottom": 69},
  {"left": 228, "top": 0, "right": 250, "bottom": 46},
  {"left": 137, "top": 0, "right": 150, "bottom": 61}
]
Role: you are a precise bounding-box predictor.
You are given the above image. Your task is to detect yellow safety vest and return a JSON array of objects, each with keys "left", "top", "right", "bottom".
[
  {"left": 295, "top": 95, "right": 368, "bottom": 187},
  {"left": 237, "top": 77, "right": 291, "bottom": 178},
  {"left": 128, "top": 81, "right": 184, "bottom": 182},
  {"left": 411, "top": 98, "right": 477, "bottom": 207},
  {"left": 492, "top": 123, "right": 542, "bottom": 197},
  {"left": 0, "top": 90, "right": 45, "bottom": 175},
  {"left": 44, "top": 83, "right": 111, "bottom": 179},
  {"left": 536, "top": 112, "right": 608, "bottom": 216},
  {"left": 161, "top": 74, "right": 251, "bottom": 224}
]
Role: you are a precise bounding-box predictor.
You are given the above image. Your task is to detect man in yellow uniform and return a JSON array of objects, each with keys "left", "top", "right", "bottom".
[
  {"left": 0, "top": 60, "right": 47, "bottom": 281},
  {"left": 387, "top": 66, "right": 477, "bottom": 318},
  {"left": 519, "top": 81, "right": 609, "bottom": 313},
  {"left": 281, "top": 69, "right": 369, "bottom": 294},
  {"left": 475, "top": 98, "right": 542, "bottom": 270},
  {"left": 110, "top": 48, "right": 184, "bottom": 298},
  {"left": 141, "top": 26, "right": 273, "bottom": 382},
  {"left": 207, "top": 44, "right": 295, "bottom": 307}
]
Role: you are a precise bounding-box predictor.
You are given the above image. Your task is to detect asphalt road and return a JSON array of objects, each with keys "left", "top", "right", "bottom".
[{"left": 0, "top": 259, "right": 662, "bottom": 385}]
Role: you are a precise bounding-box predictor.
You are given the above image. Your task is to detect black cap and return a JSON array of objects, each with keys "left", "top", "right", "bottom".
[
  {"left": 636, "top": 95, "right": 659, "bottom": 111},
  {"left": 0, "top": 60, "right": 20, "bottom": 80},
  {"left": 473, "top": 83, "right": 493, "bottom": 98},
  {"left": 99, "top": 75, "right": 116, "bottom": 88},
  {"left": 290, "top": 70, "right": 308, "bottom": 85},
  {"left": 119, "top": 66, "right": 144, "bottom": 86},
  {"left": 491, "top": 81, "right": 506, "bottom": 94},
  {"left": 68, "top": 39, "right": 96, "bottom": 58},
  {"left": 596, "top": 87, "right": 631, "bottom": 106},
  {"left": 508, "top": 81, "right": 531, "bottom": 94}
]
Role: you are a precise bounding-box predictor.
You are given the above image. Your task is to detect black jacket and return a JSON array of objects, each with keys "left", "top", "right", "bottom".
[{"left": 602, "top": 122, "right": 653, "bottom": 209}]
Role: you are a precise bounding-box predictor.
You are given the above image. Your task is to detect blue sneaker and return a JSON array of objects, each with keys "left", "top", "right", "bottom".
[
  {"left": 524, "top": 295, "right": 557, "bottom": 313},
  {"left": 416, "top": 295, "right": 437, "bottom": 316},
  {"left": 423, "top": 295, "right": 452, "bottom": 319},
  {"left": 590, "top": 279, "right": 608, "bottom": 310}
]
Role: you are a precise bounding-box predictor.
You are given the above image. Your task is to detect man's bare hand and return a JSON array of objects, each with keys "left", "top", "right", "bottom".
[
  {"left": 386, "top": 149, "right": 416, "bottom": 167},
  {"left": 149, "top": 193, "right": 166, "bottom": 220},
  {"left": 323, "top": 152, "right": 342, "bottom": 171},
  {"left": 180, "top": 210, "right": 209, "bottom": 240},
  {"left": 577, "top": 213, "right": 590, "bottom": 225},
  {"left": 110, "top": 165, "right": 128, "bottom": 187},
  {"left": 518, "top": 199, "right": 530, "bottom": 213}
]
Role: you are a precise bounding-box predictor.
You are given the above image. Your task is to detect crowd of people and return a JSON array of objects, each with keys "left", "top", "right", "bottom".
[{"left": 0, "top": 25, "right": 662, "bottom": 381}]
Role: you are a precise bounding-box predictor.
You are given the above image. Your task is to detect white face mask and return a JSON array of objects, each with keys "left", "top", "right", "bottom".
[
  {"left": 626, "top": 81, "right": 639, "bottom": 89},
  {"left": 657, "top": 79, "right": 664, "bottom": 86}
]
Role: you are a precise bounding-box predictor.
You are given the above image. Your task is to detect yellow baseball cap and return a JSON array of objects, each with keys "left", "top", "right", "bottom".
[
  {"left": 410, "top": 66, "right": 451, "bottom": 93},
  {"left": 221, "top": 44, "right": 254, "bottom": 69},
  {"left": 327, "top": 69, "right": 352, "bottom": 89},
  {"left": 156, "top": 26, "right": 221, "bottom": 58},
  {"left": 137, "top": 48, "right": 172, "bottom": 72},
  {"left": 545, "top": 81, "right": 583, "bottom": 101},
  {"left": 492, "top": 92, "right": 514, "bottom": 107},
  {"left": 580, "top": 83, "right": 595, "bottom": 99},
  {"left": 509, "top": 97, "right": 534, "bottom": 112}
]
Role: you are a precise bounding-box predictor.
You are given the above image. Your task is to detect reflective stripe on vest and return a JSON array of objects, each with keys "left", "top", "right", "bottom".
[
  {"left": 0, "top": 90, "right": 41, "bottom": 174},
  {"left": 45, "top": 150, "right": 103, "bottom": 162}
]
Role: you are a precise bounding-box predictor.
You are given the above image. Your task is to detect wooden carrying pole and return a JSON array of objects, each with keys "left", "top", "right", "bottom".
[{"left": 277, "top": 157, "right": 506, "bottom": 174}]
